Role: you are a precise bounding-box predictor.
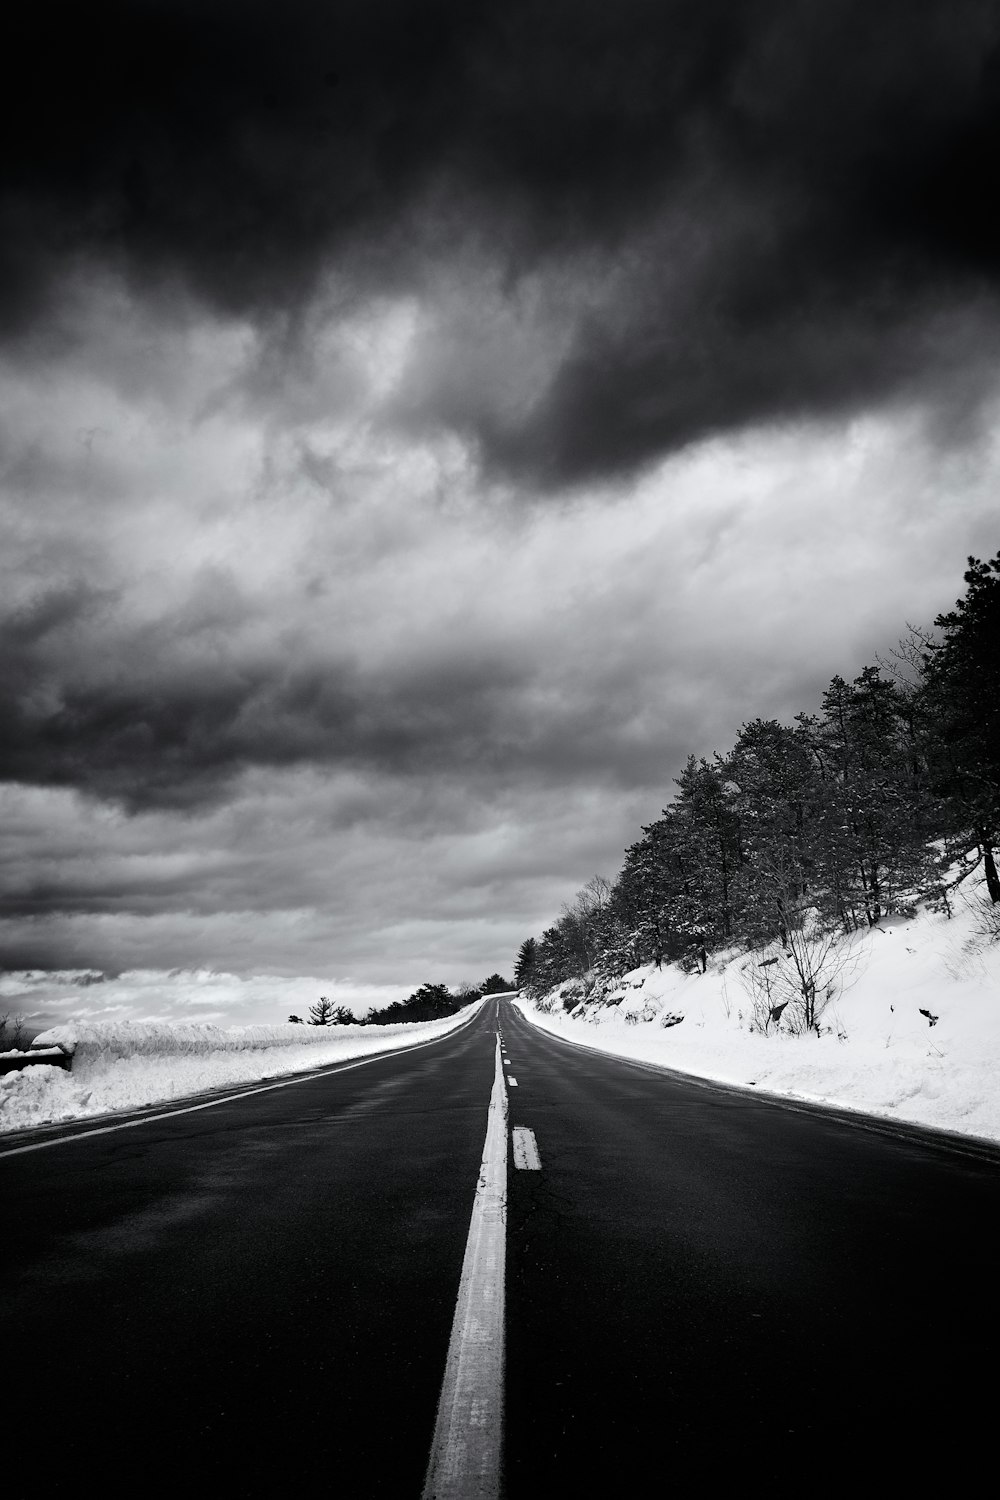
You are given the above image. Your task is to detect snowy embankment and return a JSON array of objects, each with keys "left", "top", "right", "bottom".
[
  {"left": 518, "top": 880, "right": 1000, "bottom": 1144},
  {"left": 0, "top": 1002, "right": 483, "bottom": 1135}
]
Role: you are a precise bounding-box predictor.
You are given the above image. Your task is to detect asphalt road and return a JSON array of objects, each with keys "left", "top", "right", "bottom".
[
  {"left": 3, "top": 996, "right": 999, "bottom": 1497},
  {"left": 2, "top": 1007, "right": 498, "bottom": 1498}
]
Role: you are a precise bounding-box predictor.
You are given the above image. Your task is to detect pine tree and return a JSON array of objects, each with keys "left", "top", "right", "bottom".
[
  {"left": 368, "top": 983, "right": 458, "bottom": 1024},
  {"left": 308, "top": 996, "right": 336, "bottom": 1025},
  {"left": 807, "top": 668, "right": 932, "bottom": 928},
  {"left": 921, "top": 551, "right": 1000, "bottom": 901},
  {"left": 531, "top": 920, "right": 576, "bottom": 994},
  {"left": 666, "top": 757, "right": 742, "bottom": 960},
  {"left": 514, "top": 938, "right": 537, "bottom": 990},
  {"left": 725, "top": 718, "right": 821, "bottom": 946},
  {"left": 608, "top": 818, "right": 693, "bottom": 970},
  {"left": 480, "top": 973, "right": 515, "bottom": 994}
]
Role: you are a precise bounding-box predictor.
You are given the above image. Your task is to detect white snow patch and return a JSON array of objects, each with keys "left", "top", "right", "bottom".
[{"left": 517, "top": 882, "right": 1000, "bottom": 1143}]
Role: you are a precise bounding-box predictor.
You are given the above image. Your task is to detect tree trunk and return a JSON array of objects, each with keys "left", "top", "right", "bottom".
[
  {"left": 984, "top": 844, "right": 1000, "bottom": 905},
  {"left": 776, "top": 901, "right": 788, "bottom": 948}
]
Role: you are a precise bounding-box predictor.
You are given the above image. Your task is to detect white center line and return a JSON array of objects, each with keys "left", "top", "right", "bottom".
[
  {"left": 422, "top": 1036, "right": 507, "bottom": 1499},
  {"left": 511, "top": 1125, "right": 541, "bottom": 1171},
  {"left": 508, "top": 1078, "right": 518, "bottom": 1087}
]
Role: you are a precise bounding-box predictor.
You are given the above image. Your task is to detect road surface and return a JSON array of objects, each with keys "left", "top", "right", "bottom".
[{"left": 3, "top": 995, "right": 998, "bottom": 1495}]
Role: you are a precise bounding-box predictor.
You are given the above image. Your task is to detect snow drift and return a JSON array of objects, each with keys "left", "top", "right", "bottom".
[
  {"left": 0, "top": 1003, "right": 483, "bottom": 1135},
  {"left": 30, "top": 1019, "right": 382, "bottom": 1064}
]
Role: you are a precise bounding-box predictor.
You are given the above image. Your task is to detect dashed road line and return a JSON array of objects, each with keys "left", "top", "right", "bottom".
[
  {"left": 508, "top": 1077, "right": 518, "bottom": 1087},
  {"left": 511, "top": 1125, "right": 541, "bottom": 1170}
]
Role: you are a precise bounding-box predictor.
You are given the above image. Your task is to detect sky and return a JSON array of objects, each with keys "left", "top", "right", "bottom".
[{"left": 2, "top": 0, "right": 1000, "bottom": 1023}]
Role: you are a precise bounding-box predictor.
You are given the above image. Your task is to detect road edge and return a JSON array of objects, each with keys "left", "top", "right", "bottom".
[{"left": 511, "top": 997, "right": 1000, "bottom": 1165}]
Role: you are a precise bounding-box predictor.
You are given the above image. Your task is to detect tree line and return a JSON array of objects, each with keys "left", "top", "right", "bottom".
[
  {"left": 514, "top": 550, "right": 1000, "bottom": 1023},
  {"left": 288, "top": 973, "right": 514, "bottom": 1027}
]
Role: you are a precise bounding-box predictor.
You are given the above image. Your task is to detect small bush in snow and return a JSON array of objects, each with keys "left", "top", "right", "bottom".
[{"left": 739, "top": 915, "right": 863, "bottom": 1036}]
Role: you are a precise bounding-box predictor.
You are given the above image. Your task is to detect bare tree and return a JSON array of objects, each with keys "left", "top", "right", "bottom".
[
  {"left": 739, "top": 907, "right": 862, "bottom": 1035},
  {"left": 0, "top": 1013, "right": 28, "bottom": 1051},
  {"left": 560, "top": 875, "right": 613, "bottom": 973}
]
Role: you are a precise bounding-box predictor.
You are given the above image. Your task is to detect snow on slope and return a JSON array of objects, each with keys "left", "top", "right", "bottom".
[
  {"left": 0, "top": 1002, "right": 483, "bottom": 1134},
  {"left": 518, "top": 878, "right": 1000, "bottom": 1143}
]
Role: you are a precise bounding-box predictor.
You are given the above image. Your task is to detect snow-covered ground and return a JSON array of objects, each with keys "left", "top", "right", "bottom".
[
  {"left": 518, "top": 878, "right": 1000, "bottom": 1144},
  {"left": 0, "top": 1002, "right": 483, "bottom": 1134}
]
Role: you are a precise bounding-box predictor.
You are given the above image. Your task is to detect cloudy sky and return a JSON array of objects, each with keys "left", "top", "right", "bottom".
[{"left": 2, "top": 0, "right": 1000, "bottom": 1023}]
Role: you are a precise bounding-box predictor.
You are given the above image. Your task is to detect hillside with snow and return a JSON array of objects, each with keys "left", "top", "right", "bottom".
[{"left": 518, "top": 874, "right": 1000, "bottom": 1144}]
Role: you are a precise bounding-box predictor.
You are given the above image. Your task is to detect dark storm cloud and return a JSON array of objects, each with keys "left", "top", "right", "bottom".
[
  {"left": 0, "top": 606, "right": 485, "bottom": 808},
  {"left": 4, "top": 1, "right": 1000, "bottom": 483},
  {"left": 0, "top": 641, "right": 672, "bottom": 814},
  {"left": 0, "top": 575, "right": 668, "bottom": 811}
]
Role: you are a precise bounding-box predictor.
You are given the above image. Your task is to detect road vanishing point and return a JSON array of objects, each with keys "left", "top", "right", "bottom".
[{"left": 3, "top": 995, "right": 998, "bottom": 1497}]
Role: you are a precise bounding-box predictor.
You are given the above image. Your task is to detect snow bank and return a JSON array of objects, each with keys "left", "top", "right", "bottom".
[
  {"left": 0, "top": 1003, "right": 483, "bottom": 1135},
  {"left": 30, "top": 1019, "right": 379, "bottom": 1064},
  {"left": 518, "top": 881, "right": 1000, "bottom": 1144}
]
